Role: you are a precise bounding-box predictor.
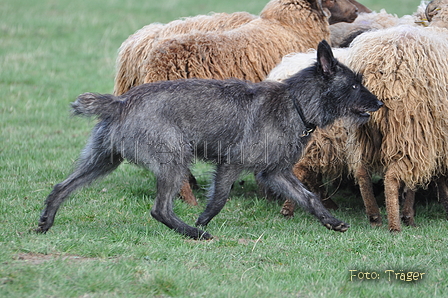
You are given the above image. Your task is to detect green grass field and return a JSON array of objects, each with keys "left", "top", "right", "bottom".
[{"left": 1, "top": 0, "right": 447, "bottom": 297}]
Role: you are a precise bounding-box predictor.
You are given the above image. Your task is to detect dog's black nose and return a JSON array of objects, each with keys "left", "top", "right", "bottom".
[{"left": 377, "top": 100, "right": 384, "bottom": 108}]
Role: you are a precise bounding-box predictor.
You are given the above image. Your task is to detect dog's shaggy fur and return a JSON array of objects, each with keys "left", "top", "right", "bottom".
[
  {"left": 345, "top": 25, "right": 448, "bottom": 231},
  {"left": 267, "top": 48, "right": 350, "bottom": 217},
  {"left": 36, "top": 41, "right": 382, "bottom": 239}
]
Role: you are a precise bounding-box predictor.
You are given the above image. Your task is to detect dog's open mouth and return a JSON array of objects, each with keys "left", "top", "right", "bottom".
[{"left": 352, "top": 108, "right": 372, "bottom": 118}]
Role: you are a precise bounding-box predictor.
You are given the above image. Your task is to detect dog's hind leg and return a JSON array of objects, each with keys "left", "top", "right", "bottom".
[
  {"left": 36, "top": 146, "right": 123, "bottom": 233},
  {"left": 151, "top": 165, "right": 212, "bottom": 240},
  {"left": 196, "top": 164, "right": 243, "bottom": 227},
  {"left": 257, "top": 170, "right": 349, "bottom": 232}
]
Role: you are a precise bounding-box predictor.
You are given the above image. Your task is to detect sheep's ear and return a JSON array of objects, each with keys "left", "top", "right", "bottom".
[{"left": 317, "top": 40, "right": 336, "bottom": 75}]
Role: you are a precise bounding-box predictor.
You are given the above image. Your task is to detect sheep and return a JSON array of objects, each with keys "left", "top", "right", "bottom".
[
  {"left": 329, "top": 9, "right": 419, "bottom": 47},
  {"left": 329, "top": 0, "right": 448, "bottom": 48},
  {"left": 271, "top": 1, "right": 448, "bottom": 225},
  {"left": 344, "top": 25, "right": 448, "bottom": 231},
  {"left": 331, "top": 0, "right": 448, "bottom": 48},
  {"left": 114, "top": 0, "right": 365, "bottom": 96},
  {"left": 139, "top": 0, "right": 335, "bottom": 83},
  {"left": 114, "top": 11, "right": 257, "bottom": 96}
]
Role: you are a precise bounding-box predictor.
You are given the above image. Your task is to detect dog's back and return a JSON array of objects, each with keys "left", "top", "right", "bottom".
[{"left": 74, "top": 78, "right": 291, "bottom": 166}]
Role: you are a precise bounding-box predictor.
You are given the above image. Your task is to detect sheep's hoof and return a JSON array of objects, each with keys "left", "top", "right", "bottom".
[
  {"left": 280, "top": 207, "right": 294, "bottom": 218},
  {"left": 389, "top": 227, "right": 401, "bottom": 233},
  {"left": 401, "top": 215, "right": 416, "bottom": 227},
  {"left": 369, "top": 214, "right": 382, "bottom": 227}
]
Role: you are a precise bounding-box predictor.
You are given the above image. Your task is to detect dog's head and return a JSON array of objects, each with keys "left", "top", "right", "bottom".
[{"left": 315, "top": 40, "right": 383, "bottom": 126}]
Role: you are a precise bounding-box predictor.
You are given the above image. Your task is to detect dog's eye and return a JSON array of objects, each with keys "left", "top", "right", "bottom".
[{"left": 352, "top": 84, "right": 358, "bottom": 90}]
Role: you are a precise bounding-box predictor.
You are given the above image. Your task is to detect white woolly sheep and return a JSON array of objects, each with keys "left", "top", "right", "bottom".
[
  {"left": 328, "top": 0, "right": 448, "bottom": 47},
  {"left": 331, "top": 0, "right": 448, "bottom": 48},
  {"left": 330, "top": 9, "right": 418, "bottom": 47}
]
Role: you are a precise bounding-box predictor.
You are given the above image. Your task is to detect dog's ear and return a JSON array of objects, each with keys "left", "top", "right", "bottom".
[{"left": 317, "top": 40, "right": 336, "bottom": 76}]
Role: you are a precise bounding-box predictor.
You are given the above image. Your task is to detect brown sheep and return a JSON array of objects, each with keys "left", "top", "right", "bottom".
[
  {"left": 270, "top": 1, "right": 448, "bottom": 227},
  {"left": 114, "top": 0, "right": 364, "bottom": 96},
  {"left": 114, "top": 12, "right": 256, "bottom": 96},
  {"left": 142, "top": 0, "right": 332, "bottom": 83}
]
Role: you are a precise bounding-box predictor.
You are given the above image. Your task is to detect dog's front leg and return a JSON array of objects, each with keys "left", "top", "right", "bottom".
[
  {"left": 196, "top": 164, "right": 243, "bottom": 227},
  {"left": 257, "top": 170, "right": 349, "bottom": 232}
]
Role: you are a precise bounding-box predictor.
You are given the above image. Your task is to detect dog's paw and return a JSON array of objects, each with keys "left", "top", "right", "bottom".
[
  {"left": 189, "top": 229, "right": 213, "bottom": 240},
  {"left": 197, "top": 231, "right": 213, "bottom": 240},
  {"left": 322, "top": 218, "right": 350, "bottom": 232},
  {"left": 35, "top": 217, "right": 53, "bottom": 233},
  {"left": 195, "top": 216, "right": 211, "bottom": 228},
  {"left": 33, "top": 225, "right": 48, "bottom": 234}
]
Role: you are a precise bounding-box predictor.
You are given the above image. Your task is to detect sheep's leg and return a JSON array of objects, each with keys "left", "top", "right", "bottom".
[
  {"left": 355, "top": 165, "right": 382, "bottom": 226},
  {"left": 384, "top": 170, "right": 401, "bottom": 232},
  {"left": 435, "top": 176, "right": 448, "bottom": 220},
  {"left": 283, "top": 164, "right": 338, "bottom": 217},
  {"left": 179, "top": 179, "right": 198, "bottom": 206},
  {"left": 151, "top": 165, "right": 211, "bottom": 240},
  {"left": 281, "top": 199, "right": 296, "bottom": 218},
  {"left": 257, "top": 170, "right": 349, "bottom": 232},
  {"left": 36, "top": 151, "right": 123, "bottom": 233},
  {"left": 196, "top": 164, "right": 242, "bottom": 227},
  {"left": 401, "top": 186, "right": 416, "bottom": 226}
]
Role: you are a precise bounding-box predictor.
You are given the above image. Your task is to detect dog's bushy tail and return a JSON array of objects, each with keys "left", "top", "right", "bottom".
[{"left": 71, "top": 93, "right": 122, "bottom": 119}]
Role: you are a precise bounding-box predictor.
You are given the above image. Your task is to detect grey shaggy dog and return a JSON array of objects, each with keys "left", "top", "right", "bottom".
[{"left": 36, "top": 41, "right": 382, "bottom": 239}]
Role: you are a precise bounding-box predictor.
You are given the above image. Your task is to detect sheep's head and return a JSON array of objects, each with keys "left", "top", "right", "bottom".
[
  {"left": 260, "top": 0, "right": 331, "bottom": 22},
  {"left": 323, "top": 0, "right": 359, "bottom": 24},
  {"left": 426, "top": 0, "right": 444, "bottom": 22}
]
